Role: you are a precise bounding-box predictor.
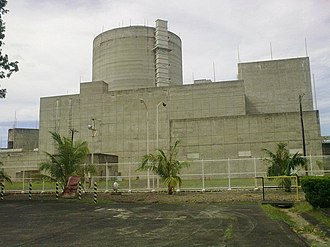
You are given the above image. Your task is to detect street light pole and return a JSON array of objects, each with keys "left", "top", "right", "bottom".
[
  {"left": 156, "top": 101, "right": 167, "bottom": 151},
  {"left": 156, "top": 101, "right": 166, "bottom": 189},
  {"left": 140, "top": 99, "right": 150, "bottom": 190},
  {"left": 70, "top": 128, "right": 78, "bottom": 141},
  {"left": 299, "top": 94, "right": 308, "bottom": 175},
  {"left": 299, "top": 94, "right": 306, "bottom": 157},
  {"left": 88, "top": 118, "right": 97, "bottom": 188}
]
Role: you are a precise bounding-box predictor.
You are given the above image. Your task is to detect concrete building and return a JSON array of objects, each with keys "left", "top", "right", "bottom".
[
  {"left": 0, "top": 19, "right": 324, "bottom": 178},
  {"left": 92, "top": 19, "right": 182, "bottom": 90},
  {"left": 38, "top": 20, "right": 321, "bottom": 164},
  {"left": 7, "top": 128, "right": 39, "bottom": 150},
  {"left": 322, "top": 137, "right": 330, "bottom": 155},
  {"left": 39, "top": 58, "right": 321, "bottom": 162}
]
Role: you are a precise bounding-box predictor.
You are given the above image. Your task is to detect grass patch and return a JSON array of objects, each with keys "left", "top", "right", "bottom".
[
  {"left": 263, "top": 202, "right": 330, "bottom": 246},
  {"left": 292, "top": 202, "right": 330, "bottom": 229},
  {"left": 261, "top": 204, "right": 296, "bottom": 227},
  {"left": 224, "top": 224, "right": 234, "bottom": 241}
]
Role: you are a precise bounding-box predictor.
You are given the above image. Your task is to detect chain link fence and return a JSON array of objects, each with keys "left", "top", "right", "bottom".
[{"left": 1, "top": 155, "right": 329, "bottom": 193}]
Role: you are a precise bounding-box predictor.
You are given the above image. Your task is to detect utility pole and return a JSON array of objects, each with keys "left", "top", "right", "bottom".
[
  {"left": 70, "top": 128, "right": 78, "bottom": 141},
  {"left": 299, "top": 94, "right": 308, "bottom": 175}
]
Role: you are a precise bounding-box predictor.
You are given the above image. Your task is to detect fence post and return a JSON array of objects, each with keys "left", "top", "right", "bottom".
[
  {"left": 83, "top": 164, "right": 87, "bottom": 191},
  {"left": 29, "top": 182, "right": 32, "bottom": 201},
  {"left": 105, "top": 163, "right": 109, "bottom": 192},
  {"left": 201, "top": 160, "right": 205, "bottom": 192},
  {"left": 78, "top": 182, "right": 82, "bottom": 200},
  {"left": 309, "top": 154, "right": 313, "bottom": 175},
  {"left": 152, "top": 167, "right": 155, "bottom": 192},
  {"left": 42, "top": 178, "right": 45, "bottom": 193},
  {"left": 295, "top": 175, "right": 299, "bottom": 201},
  {"left": 227, "top": 158, "right": 231, "bottom": 190},
  {"left": 94, "top": 181, "right": 97, "bottom": 204},
  {"left": 254, "top": 157, "right": 257, "bottom": 189},
  {"left": 0, "top": 182, "right": 4, "bottom": 200},
  {"left": 128, "top": 162, "right": 132, "bottom": 192},
  {"left": 55, "top": 181, "right": 59, "bottom": 200},
  {"left": 261, "top": 177, "right": 265, "bottom": 200},
  {"left": 22, "top": 170, "right": 25, "bottom": 193}
]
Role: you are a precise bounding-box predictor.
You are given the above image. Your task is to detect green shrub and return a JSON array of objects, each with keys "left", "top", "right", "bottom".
[{"left": 301, "top": 176, "right": 330, "bottom": 208}]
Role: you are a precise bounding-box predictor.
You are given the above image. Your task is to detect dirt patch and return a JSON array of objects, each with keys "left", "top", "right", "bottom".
[
  {"left": 284, "top": 209, "right": 329, "bottom": 246},
  {"left": 100, "top": 189, "right": 303, "bottom": 204},
  {"left": 2, "top": 188, "right": 303, "bottom": 203}
]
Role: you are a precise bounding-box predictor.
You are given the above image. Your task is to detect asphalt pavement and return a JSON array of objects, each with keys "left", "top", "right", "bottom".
[{"left": 0, "top": 200, "right": 308, "bottom": 246}]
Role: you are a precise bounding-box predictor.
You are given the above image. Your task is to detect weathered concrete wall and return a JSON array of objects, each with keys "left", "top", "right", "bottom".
[
  {"left": 17, "top": 56, "right": 323, "bottom": 180},
  {"left": 39, "top": 80, "right": 248, "bottom": 162},
  {"left": 0, "top": 150, "right": 46, "bottom": 178},
  {"left": 92, "top": 26, "right": 182, "bottom": 91},
  {"left": 238, "top": 57, "right": 313, "bottom": 114},
  {"left": 38, "top": 69, "right": 322, "bottom": 165},
  {"left": 169, "top": 80, "right": 246, "bottom": 120},
  {"left": 39, "top": 93, "right": 80, "bottom": 154},
  {"left": 171, "top": 111, "right": 322, "bottom": 160},
  {"left": 8, "top": 128, "right": 39, "bottom": 150}
]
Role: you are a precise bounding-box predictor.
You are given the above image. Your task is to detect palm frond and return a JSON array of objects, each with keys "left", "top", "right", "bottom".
[
  {"left": 39, "top": 131, "right": 91, "bottom": 187},
  {"left": 263, "top": 143, "right": 307, "bottom": 191},
  {"left": 138, "top": 139, "right": 189, "bottom": 194},
  {"left": 0, "top": 170, "right": 12, "bottom": 183}
]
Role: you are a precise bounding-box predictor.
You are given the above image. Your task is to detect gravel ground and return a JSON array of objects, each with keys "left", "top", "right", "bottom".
[{"left": 102, "top": 189, "right": 302, "bottom": 204}]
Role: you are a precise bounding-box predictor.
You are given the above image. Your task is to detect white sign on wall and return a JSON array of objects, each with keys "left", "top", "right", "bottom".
[
  {"left": 187, "top": 153, "right": 200, "bottom": 159},
  {"left": 238, "top": 151, "right": 251, "bottom": 157}
]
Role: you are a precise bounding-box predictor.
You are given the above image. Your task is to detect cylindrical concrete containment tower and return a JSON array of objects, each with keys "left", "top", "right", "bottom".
[{"left": 92, "top": 20, "right": 182, "bottom": 91}]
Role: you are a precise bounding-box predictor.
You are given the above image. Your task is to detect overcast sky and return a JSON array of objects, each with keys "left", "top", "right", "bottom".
[{"left": 0, "top": 0, "right": 330, "bottom": 147}]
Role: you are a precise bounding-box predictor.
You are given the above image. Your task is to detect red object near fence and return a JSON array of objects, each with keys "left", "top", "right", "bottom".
[{"left": 62, "top": 176, "right": 80, "bottom": 198}]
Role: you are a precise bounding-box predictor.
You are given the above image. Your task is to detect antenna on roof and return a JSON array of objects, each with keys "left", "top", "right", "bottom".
[
  {"left": 192, "top": 72, "right": 195, "bottom": 83},
  {"left": 270, "top": 42, "right": 273, "bottom": 60},
  {"left": 13, "top": 111, "right": 17, "bottom": 129},
  {"left": 305, "top": 38, "right": 308, "bottom": 57},
  {"left": 12, "top": 111, "right": 17, "bottom": 147},
  {"left": 237, "top": 45, "right": 241, "bottom": 63},
  {"left": 213, "top": 62, "right": 216, "bottom": 82},
  {"left": 312, "top": 73, "right": 317, "bottom": 110}
]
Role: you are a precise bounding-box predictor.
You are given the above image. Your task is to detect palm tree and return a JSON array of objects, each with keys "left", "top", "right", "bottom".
[
  {"left": 263, "top": 143, "right": 307, "bottom": 191},
  {"left": 0, "top": 161, "right": 12, "bottom": 183},
  {"left": 139, "top": 140, "right": 189, "bottom": 194},
  {"left": 40, "top": 131, "right": 94, "bottom": 191}
]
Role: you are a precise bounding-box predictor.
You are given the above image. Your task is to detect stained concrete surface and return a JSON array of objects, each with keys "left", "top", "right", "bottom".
[{"left": 0, "top": 201, "right": 308, "bottom": 247}]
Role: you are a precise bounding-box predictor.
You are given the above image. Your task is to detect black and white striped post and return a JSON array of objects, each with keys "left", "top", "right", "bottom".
[
  {"left": 93, "top": 181, "right": 97, "bottom": 204},
  {"left": 55, "top": 181, "right": 59, "bottom": 200},
  {"left": 0, "top": 183, "right": 4, "bottom": 200},
  {"left": 28, "top": 182, "right": 32, "bottom": 201},
  {"left": 78, "top": 182, "right": 82, "bottom": 200}
]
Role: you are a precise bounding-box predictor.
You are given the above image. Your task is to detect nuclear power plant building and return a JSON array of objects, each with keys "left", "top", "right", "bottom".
[{"left": 38, "top": 19, "right": 322, "bottom": 164}]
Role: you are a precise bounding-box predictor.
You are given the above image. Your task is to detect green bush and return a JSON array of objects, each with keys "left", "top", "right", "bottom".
[{"left": 301, "top": 176, "right": 330, "bottom": 208}]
